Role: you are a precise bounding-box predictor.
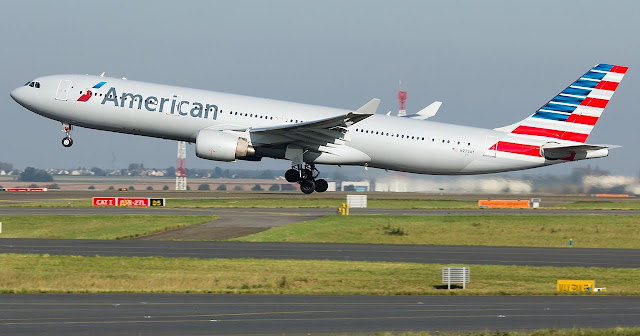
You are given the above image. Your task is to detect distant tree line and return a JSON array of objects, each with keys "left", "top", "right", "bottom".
[{"left": 18, "top": 167, "right": 53, "bottom": 182}]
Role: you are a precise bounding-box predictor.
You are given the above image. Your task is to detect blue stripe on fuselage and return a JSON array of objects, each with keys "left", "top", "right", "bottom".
[
  {"left": 582, "top": 71, "right": 606, "bottom": 81},
  {"left": 551, "top": 95, "right": 585, "bottom": 105},
  {"left": 593, "top": 64, "right": 614, "bottom": 72},
  {"left": 532, "top": 111, "right": 570, "bottom": 121},
  {"left": 561, "top": 87, "right": 591, "bottom": 97},
  {"left": 539, "top": 102, "right": 577, "bottom": 113},
  {"left": 572, "top": 79, "right": 598, "bottom": 88}
]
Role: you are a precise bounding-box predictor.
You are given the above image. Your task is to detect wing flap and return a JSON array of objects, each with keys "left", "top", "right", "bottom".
[{"left": 250, "top": 98, "right": 379, "bottom": 150}]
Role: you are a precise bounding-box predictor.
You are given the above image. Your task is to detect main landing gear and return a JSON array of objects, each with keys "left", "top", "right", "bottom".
[
  {"left": 285, "top": 164, "right": 328, "bottom": 194},
  {"left": 61, "top": 123, "right": 73, "bottom": 147}
]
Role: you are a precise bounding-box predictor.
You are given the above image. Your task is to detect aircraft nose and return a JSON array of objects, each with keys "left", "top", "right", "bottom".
[{"left": 10, "top": 86, "right": 27, "bottom": 105}]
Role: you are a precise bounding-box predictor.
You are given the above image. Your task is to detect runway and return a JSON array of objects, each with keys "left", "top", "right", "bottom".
[
  {"left": 1, "top": 294, "right": 639, "bottom": 335},
  {"left": 2, "top": 239, "right": 639, "bottom": 268}
]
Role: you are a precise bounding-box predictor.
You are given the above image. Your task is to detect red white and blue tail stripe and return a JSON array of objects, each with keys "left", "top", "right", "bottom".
[{"left": 493, "top": 64, "right": 627, "bottom": 160}]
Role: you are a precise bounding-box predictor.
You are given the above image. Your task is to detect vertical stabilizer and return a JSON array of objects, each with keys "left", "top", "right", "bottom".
[{"left": 495, "top": 64, "right": 627, "bottom": 144}]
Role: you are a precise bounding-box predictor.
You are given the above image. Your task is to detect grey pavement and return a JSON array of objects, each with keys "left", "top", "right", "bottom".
[
  {"left": 1, "top": 239, "right": 639, "bottom": 268},
  {"left": 1, "top": 294, "right": 639, "bottom": 335}
]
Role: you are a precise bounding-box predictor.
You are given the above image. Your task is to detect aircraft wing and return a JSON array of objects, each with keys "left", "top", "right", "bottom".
[{"left": 248, "top": 98, "right": 380, "bottom": 149}]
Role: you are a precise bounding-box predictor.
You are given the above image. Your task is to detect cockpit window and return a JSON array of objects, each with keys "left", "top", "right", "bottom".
[
  {"left": 29, "top": 82, "right": 34, "bottom": 87},
  {"left": 35, "top": 82, "right": 40, "bottom": 88},
  {"left": 24, "top": 82, "right": 30, "bottom": 86},
  {"left": 26, "top": 81, "right": 41, "bottom": 88}
]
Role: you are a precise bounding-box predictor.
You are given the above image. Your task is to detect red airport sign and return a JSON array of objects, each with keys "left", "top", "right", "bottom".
[
  {"left": 3, "top": 188, "right": 47, "bottom": 192},
  {"left": 92, "top": 197, "right": 165, "bottom": 207}
]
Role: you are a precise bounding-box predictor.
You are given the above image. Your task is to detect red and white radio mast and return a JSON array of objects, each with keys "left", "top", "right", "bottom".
[{"left": 398, "top": 80, "right": 407, "bottom": 117}]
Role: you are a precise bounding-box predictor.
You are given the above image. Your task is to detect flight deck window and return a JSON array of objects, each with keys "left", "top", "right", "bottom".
[
  {"left": 29, "top": 82, "right": 34, "bottom": 87},
  {"left": 34, "top": 82, "right": 40, "bottom": 88}
]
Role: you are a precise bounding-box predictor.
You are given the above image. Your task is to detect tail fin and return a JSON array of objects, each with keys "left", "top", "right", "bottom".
[{"left": 496, "top": 64, "right": 627, "bottom": 143}]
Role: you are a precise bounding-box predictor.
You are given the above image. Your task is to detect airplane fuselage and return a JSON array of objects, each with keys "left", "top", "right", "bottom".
[{"left": 12, "top": 64, "right": 625, "bottom": 190}]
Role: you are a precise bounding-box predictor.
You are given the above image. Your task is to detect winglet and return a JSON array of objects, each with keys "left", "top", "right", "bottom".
[
  {"left": 355, "top": 98, "right": 380, "bottom": 115},
  {"left": 410, "top": 101, "right": 442, "bottom": 119}
]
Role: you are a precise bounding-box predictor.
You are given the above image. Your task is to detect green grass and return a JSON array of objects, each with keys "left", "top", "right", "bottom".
[
  {"left": 0, "top": 215, "right": 214, "bottom": 239},
  {"left": 0, "top": 199, "right": 93, "bottom": 207},
  {"left": 552, "top": 201, "right": 640, "bottom": 210},
  {"left": 1, "top": 254, "right": 638, "bottom": 295},
  {"left": 0, "top": 198, "right": 478, "bottom": 209},
  {"left": 233, "top": 215, "right": 640, "bottom": 248}
]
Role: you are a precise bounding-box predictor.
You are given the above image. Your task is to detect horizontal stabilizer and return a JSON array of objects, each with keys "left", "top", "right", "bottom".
[{"left": 541, "top": 143, "right": 620, "bottom": 160}]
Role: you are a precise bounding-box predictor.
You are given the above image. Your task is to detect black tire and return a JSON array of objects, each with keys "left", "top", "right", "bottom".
[
  {"left": 285, "top": 169, "right": 299, "bottom": 182},
  {"left": 300, "top": 169, "right": 313, "bottom": 180},
  {"left": 62, "top": 137, "right": 73, "bottom": 147},
  {"left": 299, "top": 180, "right": 316, "bottom": 194},
  {"left": 314, "top": 179, "right": 328, "bottom": 192}
]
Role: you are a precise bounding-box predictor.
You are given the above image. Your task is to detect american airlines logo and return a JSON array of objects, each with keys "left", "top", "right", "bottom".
[
  {"left": 100, "top": 87, "right": 219, "bottom": 119},
  {"left": 77, "top": 81, "right": 107, "bottom": 102}
]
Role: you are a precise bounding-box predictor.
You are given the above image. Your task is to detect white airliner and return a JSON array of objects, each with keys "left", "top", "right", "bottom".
[{"left": 10, "top": 64, "right": 627, "bottom": 193}]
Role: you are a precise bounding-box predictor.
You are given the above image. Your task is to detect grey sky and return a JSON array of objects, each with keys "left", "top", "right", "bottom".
[{"left": 2, "top": 0, "right": 639, "bottom": 176}]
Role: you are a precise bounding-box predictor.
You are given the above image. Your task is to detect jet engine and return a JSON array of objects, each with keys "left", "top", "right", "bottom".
[{"left": 195, "top": 129, "right": 255, "bottom": 162}]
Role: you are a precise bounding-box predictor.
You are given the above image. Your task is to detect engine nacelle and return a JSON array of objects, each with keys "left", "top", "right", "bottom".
[{"left": 195, "top": 129, "right": 255, "bottom": 162}]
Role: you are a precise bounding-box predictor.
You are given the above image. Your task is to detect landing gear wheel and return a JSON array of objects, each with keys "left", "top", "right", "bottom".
[
  {"left": 285, "top": 169, "right": 299, "bottom": 182},
  {"left": 314, "top": 179, "right": 328, "bottom": 193},
  {"left": 300, "top": 169, "right": 313, "bottom": 180},
  {"left": 299, "top": 179, "right": 316, "bottom": 194},
  {"left": 62, "top": 137, "right": 73, "bottom": 147}
]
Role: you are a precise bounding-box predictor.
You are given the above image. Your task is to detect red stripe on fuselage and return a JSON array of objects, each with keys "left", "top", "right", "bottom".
[
  {"left": 495, "top": 141, "right": 541, "bottom": 157},
  {"left": 512, "top": 126, "right": 588, "bottom": 143},
  {"left": 566, "top": 114, "right": 599, "bottom": 126},
  {"left": 595, "top": 81, "right": 619, "bottom": 91},
  {"left": 610, "top": 66, "right": 628, "bottom": 74},
  {"left": 580, "top": 97, "right": 609, "bottom": 108}
]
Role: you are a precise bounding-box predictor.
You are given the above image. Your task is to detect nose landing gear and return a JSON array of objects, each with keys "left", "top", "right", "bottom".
[
  {"left": 61, "top": 123, "right": 73, "bottom": 147},
  {"left": 285, "top": 164, "right": 328, "bottom": 194}
]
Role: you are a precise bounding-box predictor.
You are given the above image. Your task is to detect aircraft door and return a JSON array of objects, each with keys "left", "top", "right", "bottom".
[
  {"left": 483, "top": 136, "right": 498, "bottom": 157},
  {"left": 55, "top": 80, "right": 72, "bottom": 101}
]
